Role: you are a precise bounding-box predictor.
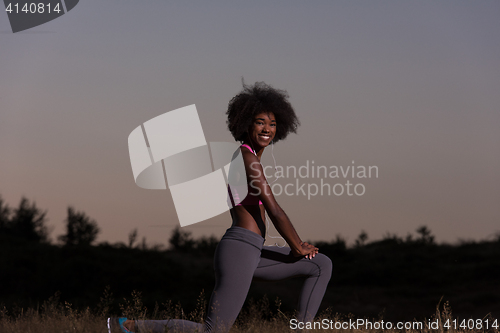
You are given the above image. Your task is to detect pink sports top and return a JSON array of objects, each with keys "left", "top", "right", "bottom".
[{"left": 228, "top": 144, "right": 263, "bottom": 206}]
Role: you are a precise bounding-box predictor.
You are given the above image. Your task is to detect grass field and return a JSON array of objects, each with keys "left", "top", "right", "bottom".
[{"left": 1, "top": 291, "right": 498, "bottom": 333}]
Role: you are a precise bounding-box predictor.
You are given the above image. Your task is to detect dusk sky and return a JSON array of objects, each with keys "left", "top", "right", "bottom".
[{"left": 1, "top": 1, "right": 499, "bottom": 247}]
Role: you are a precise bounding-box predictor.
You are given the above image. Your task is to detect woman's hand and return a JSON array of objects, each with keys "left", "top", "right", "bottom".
[{"left": 292, "top": 242, "right": 319, "bottom": 259}]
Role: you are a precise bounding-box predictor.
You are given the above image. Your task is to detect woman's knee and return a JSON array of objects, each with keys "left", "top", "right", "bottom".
[{"left": 313, "top": 253, "right": 333, "bottom": 279}]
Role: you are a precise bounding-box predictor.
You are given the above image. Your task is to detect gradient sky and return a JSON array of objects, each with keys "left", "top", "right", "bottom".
[{"left": 1, "top": 1, "right": 499, "bottom": 247}]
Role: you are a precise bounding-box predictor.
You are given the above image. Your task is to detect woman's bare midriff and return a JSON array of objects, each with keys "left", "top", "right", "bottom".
[{"left": 230, "top": 205, "right": 266, "bottom": 237}]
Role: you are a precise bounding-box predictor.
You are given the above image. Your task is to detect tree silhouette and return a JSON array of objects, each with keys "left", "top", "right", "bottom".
[
  {"left": 128, "top": 228, "right": 138, "bottom": 248},
  {"left": 0, "top": 196, "right": 11, "bottom": 233},
  {"left": 355, "top": 230, "right": 368, "bottom": 247},
  {"left": 169, "top": 226, "right": 195, "bottom": 252},
  {"left": 59, "top": 206, "right": 100, "bottom": 246},
  {"left": 7, "top": 197, "right": 50, "bottom": 242},
  {"left": 416, "top": 225, "right": 435, "bottom": 244}
]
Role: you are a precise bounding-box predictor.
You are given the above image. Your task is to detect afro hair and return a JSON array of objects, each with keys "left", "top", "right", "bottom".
[{"left": 226, "top": 81, "right": 300, "bottom": 143}]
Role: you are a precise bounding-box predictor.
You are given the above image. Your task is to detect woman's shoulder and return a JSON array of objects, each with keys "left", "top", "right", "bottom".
[{"left": 240, "top": 144, "right": 255, "bottom": 155}]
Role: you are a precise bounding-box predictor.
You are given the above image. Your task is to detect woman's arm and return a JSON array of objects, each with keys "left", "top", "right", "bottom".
[{"left": 241, "top": 149, "right": 318, "bottom": 258}]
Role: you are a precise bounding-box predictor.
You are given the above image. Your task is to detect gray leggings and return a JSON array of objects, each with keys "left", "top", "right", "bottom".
[{"left": 136, "top": 226, "right": 332, "bottom": 333}]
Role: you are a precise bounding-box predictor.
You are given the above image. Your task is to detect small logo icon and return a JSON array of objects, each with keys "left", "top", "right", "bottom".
[
  {"left": 4, "top": 0, "right": 79, "bottom": 33},
  {"left": 128, "top": 105, "right": 247, "bottom": 227}
]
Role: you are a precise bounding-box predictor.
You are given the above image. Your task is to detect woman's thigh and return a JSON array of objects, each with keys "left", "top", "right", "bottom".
[
  {"left": 213, "top": 239, "right": 261, "bottom": 287},
  {"left": 253, "top": 246, "right": 331, "bottom": 281},
  {"left": 252, "top": 246, "right": 332, "bottom": 322},
  {"left": 205, "top": 238, "right": 262, "bottom": 332}
]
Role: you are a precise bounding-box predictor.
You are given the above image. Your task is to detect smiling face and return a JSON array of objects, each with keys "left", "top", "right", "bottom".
[{"left": 248, "top": 112, "right": 276, "bottom": 149}]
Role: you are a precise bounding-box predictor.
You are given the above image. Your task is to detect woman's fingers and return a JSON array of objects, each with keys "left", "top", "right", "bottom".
[
  {"left": 300, "top": 243, "right": 320, "bottom": 259},
  {"left": 305, "top": 251, "right": 315, "bottom": 259},
  {"left": 304, "top": 245, "right": 319, "bottom": 259}
]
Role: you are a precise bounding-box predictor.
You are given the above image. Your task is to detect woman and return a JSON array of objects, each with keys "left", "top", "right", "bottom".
[{"left": 109, "top": 82, "right": 332, "bottom": 333}]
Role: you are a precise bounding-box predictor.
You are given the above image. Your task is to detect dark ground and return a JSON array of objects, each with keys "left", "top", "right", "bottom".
[{"left": 1, "top": 231, "right": 499, "bottom": 322}]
